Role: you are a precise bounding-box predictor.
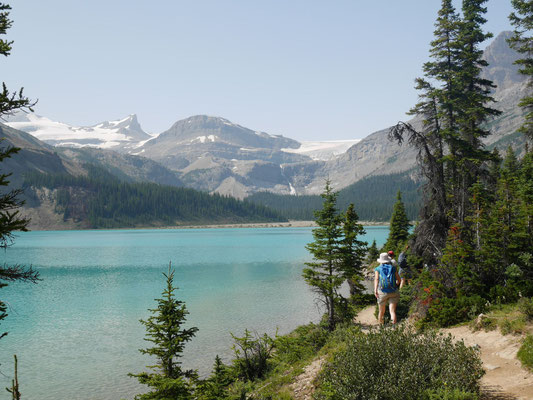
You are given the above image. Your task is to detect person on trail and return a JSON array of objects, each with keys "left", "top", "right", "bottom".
[
  {"left": 374, "top": 252, "right": 403, "bottom": 324},
  {"left": 398, "top": 244, "right": 413, "bottom": 285},
  {"left": 388, "top": 250, "right": 398, "bottom": 267}
]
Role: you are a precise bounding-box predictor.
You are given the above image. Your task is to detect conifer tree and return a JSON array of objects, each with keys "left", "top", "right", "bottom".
[
  {"left": 366, "top": 239, "right": 379, "bottom": 265},
  {"left": 474, "top": 147, "right": 525, "bottom": 291},
  {"left": 520, "top": 150, "right": 533, "bottom": 249},
  {"left": 0, "top": 1, "right": 38, "bottom": 341},
  {"left": 390, "top": 0, "right": 499, "bottom": 264},
  {"left": 302, "top": 181, "right": 345, "bottom": 331},
  {"left": 196, "top": 355, "right": 230, "bottom": 400},
  {"left": 384, "top": 191, "right": 411, "bottom": 253},
  {"left": 339, "top": 203, "right": 367, "bottom": 297},
  {"left": 454, "top": 0, "right": 500, "bottom": 225},
  {"left": 0, "top": 3, "right": 34, "bottom": 117},
  {"left": 509, "top": 0, "right": 533, "bottom": 142},
  {"left": 130, "top": 263, "right": 198, "bottom": 400},
  {"left": 389, "top": 0, "right": 461, "bottom": 262},
  {"left": 441, "top": 225, "right": 479, "bottom": 295},
  {"left": 491, "top": 148, "right": 527, "bottom": 268}
]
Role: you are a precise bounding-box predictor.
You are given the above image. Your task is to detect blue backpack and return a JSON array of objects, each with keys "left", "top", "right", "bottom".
[{"left": 379, "top": 264, "right": 397, "bottom": 293}]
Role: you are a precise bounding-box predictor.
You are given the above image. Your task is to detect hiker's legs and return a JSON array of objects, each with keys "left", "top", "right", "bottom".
[
  {"left": 378, "top": 303, "right": 386, "bottom": 324},
  {"left": 389, "top": 302, "right": 397, "bottom": 324}
]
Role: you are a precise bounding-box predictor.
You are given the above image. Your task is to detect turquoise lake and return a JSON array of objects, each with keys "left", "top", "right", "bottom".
[{"left": 0, "top": 226, "right": 388, "bottom": 400}]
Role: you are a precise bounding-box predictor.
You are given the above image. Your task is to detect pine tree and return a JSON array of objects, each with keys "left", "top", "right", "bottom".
[
  {"left": 492, "top": 148, "right": 527, "bottom": 269},
  {"left": 339, "top": 203, "right": 367, "bottom": 297},
  {"left": 508, "top": 0, "right": 533, "bottom": 142},
  {"left": 196, "top": 355, "right": 230, "bottom": 400},
  {"left": 520, "top": 150, "right": 533, "bottom": 250},
  {"left": 366, "top": 239, "right": 380, "bottom": 265},
  {"left": 389, "top": 0, "right": 461, "bottom": 262},
  {"left": 390, "top": 0, "right": 499, "bottom": 266},
  {"left": 0, "top": 3, "right": 34, "bottom": 116},
  {"left": 302, "top": 181, "right": 345, "bottom": 331},
  {"left": 0, "top": 1, "right": 38, "bottom": 341},
  {"left": 454, "top": 0, "right": 500, "bottom": 226},
  {"left": 384, "top": 191, "right": 411, "bottom": 253},
  {"left": 441, "top": 225, "right": 479, "bottom": 295},
  {"left": 130, "top": 263, "right": 198, "bottom": 400}
]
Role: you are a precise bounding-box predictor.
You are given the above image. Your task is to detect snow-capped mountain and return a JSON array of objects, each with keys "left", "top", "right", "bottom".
[
  {"left": 3, "top": 31, "right": 524, "bottom": 199},
  {"left": 4, "top": 113, "right": 153, "bottom": 153}
]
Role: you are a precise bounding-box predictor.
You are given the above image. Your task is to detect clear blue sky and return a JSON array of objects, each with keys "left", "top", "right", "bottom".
[{"left": 3, "top": 0, "right": 514, "bottom": 141}]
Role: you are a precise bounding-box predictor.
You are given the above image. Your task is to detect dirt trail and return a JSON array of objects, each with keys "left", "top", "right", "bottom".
[
  {"left": 289, "top": 356, "right": 325, "bottom": 400},
  {"left": 354, "top": 306, "right": 533, "bottom": 400}
]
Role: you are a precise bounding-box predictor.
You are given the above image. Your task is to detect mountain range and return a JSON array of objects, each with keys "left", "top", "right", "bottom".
[{"left": 0, "top": 31, "right": 527, "bottom": 228}]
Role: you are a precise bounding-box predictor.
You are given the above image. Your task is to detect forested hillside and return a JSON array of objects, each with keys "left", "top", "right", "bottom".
[
  {"left": 247, "top": 172, "right": 421, "bottom": 221},
  {"left": 23, "top": 167, "right": 286, "bottom": 229}
]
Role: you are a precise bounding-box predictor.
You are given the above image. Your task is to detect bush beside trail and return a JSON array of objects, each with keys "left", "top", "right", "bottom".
[{"left": 315, "top": 326, "right": 484, "bottom": 400}]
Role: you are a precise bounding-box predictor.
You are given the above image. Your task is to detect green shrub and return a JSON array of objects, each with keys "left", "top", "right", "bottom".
[
  {"left": 273, "top": 323, "right": 328, "bottom": 364},
  {"left": 425, "top": 295, "right": 486, "bottom": 327},
  {"left": 517, "top": 334, "right": 533, "bottom": 371},
  {"left": 231, "top": 330, "right": 274, "bottom": 381},
  {"left": 314, "top": 326, "right": 484, "bottom": 400},
  {"left": 518, "top": 297, "right": 533, "bottom": 321},
  {"left": 499, "top": 317, "right": 526, "bottom": 336},
  {"left": 422, "top": 388, "right": 478, "bottom": 400}
]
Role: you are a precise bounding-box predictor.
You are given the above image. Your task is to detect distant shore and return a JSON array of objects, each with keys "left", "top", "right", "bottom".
[
  {"left": 171, "top": 220, "right": 389, "bottom": 230},
  {"left": 24, "top": 215, "right": 389, "bottom": 231}
]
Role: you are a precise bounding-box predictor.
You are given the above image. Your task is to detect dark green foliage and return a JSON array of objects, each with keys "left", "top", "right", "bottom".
[
  {"left": 6, "top": 354, "right": 20, "bottom": 400},
  {"left": 247, "top": 172, "right": 421, "bottom": 222},
  {"left": 425, "top": 295, "right": 486, "bottom": 328},
  {"left": 303, "top": 182, "right": 367, "bottom": 331},
  {"left": 23, "top": 167, "right": 286, "bottom": 228},
  {"left": 230, "top": 329, "right": 274, "bottom": 382},
  {"left": 339, "top": 204, "right": 367, "bottom": 297},
  {"left": 383, "top": 191, "right": 411, "bottom": 252},
  {"left": 517, "top": 334, "right": 533, "bottom": 371},
  {"left": 130, "top": 263, "right": 198, "bottom": 400},
  {"left": 518, "top": 297, "right": 533, "bottom": 321},
  {"left": 509, "top": 0, "right": 533, "bottom": 142},
  {"left": 195, "top": 355, "right": 232, "bottom": 400},
  {"left": 386, "top": 1, "right": 533, "bottom": 328},
  {"left": 315, "top": 326, "right": 484, "bottom": 400},
  {"left": 272, "top": 323, "right": 328, "bottom": 365},
  {"left": 302, "top": 181, "right": 345, "bottom": 331},
  {"left": 390, "top": 0, "right": 500, "bottom": 264},
  {"left": 422, "top": 389, "right": 478, "bottom": 400},
  {"left": 366, "top": 239, "right": 379, "bottom": 265}
]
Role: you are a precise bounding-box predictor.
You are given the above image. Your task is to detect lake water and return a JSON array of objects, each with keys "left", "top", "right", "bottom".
[{"left": 0, "top": 226, "right": 388, "bottom": 400}]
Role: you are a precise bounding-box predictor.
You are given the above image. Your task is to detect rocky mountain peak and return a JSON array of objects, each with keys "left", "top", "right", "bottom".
[
  {"left": 482, "top": 30, "right": 525, "bottom": 91},
  {"left": 150, "top": 115, "right": 300, "bottom": 150}
]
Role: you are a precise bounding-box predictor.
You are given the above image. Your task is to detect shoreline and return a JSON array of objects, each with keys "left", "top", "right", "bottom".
[
  {"left": 170, "top": 220, "right": 389, "bottom": 230},
  {"left": 24, "top": 218, "right": 389, "bottom": 232}
]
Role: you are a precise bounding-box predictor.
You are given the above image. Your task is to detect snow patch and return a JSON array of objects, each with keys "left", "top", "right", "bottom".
[
  {"left": 195, "top": 135, "right": 218, "bottom": 143},
  {"left": 282, "top": 140, "right": 360, "bottom": 160}
]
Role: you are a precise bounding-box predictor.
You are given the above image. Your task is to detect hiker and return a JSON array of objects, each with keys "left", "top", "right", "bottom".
[
  {"left": 387, "top": 250, "right": 397, "bottom": 267},
  {"left": 374, "top": 252, "right": 403, "bottom": 324},
  {"left": 398, "top": 244, "right": 413, "bottom": 285}
]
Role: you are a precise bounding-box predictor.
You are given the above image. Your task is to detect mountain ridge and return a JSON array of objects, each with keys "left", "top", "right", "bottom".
[{"left": 3, "top": 31, "right": 526, "bottom": 199}]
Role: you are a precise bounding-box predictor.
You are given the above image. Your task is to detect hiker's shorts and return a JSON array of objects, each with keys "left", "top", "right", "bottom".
[{"left": 377, "top": 290, "right": 400, "bottom": 306}]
